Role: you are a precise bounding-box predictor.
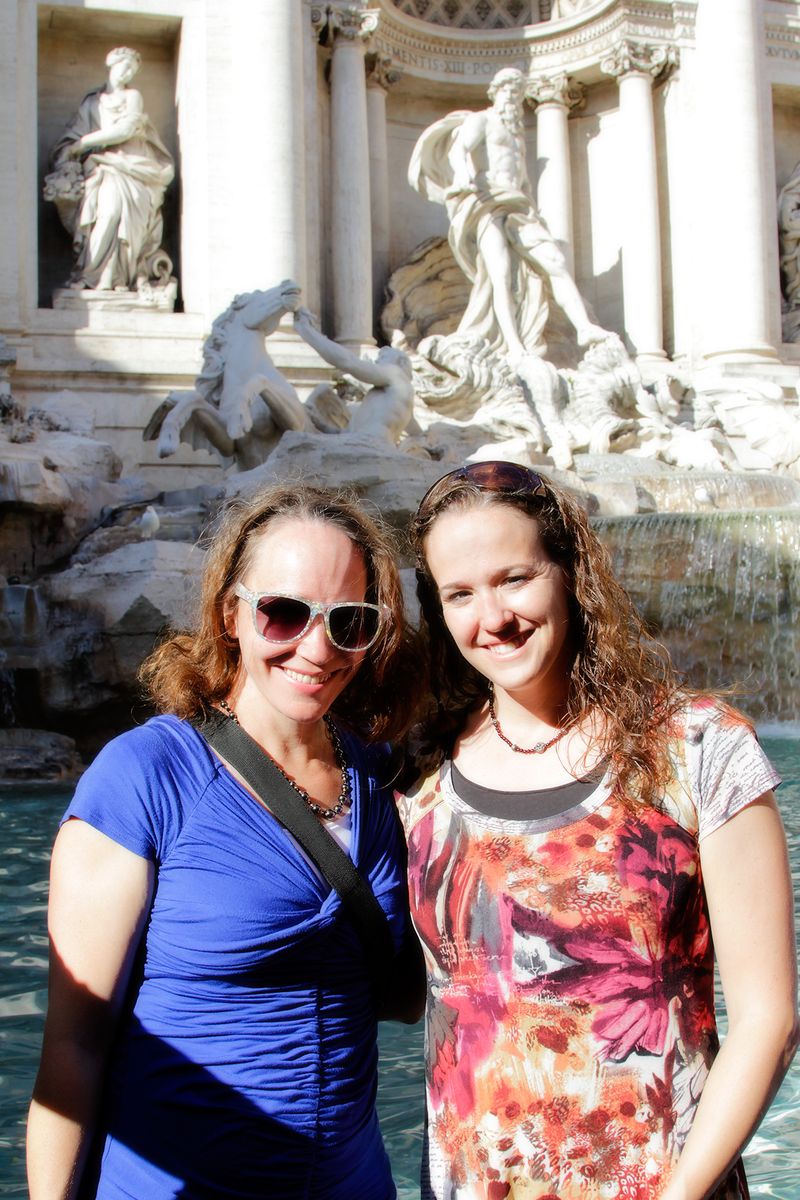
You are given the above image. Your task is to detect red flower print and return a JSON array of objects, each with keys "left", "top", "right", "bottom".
[{"left": 536, "top": 1025, "right": 570, "bottom": 1054}]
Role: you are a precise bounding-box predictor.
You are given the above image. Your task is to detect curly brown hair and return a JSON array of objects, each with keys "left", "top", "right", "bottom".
[
  {"left": 140, "top": 483, "right": 423, "bottom": 743},
  {"left": 410, "top": 464, "right": 685, "bottom": 806}
]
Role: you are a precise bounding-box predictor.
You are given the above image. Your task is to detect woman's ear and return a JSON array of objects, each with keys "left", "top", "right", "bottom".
[{"left": 221, "top": 595, "right": 239, "bottom": 644}]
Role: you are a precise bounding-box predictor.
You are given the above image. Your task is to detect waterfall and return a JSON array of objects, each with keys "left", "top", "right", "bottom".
[{"left": 593, "top": 508, "right": 800, "bottom": 722}]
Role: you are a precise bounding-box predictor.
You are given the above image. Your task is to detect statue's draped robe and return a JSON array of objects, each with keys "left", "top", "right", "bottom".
[{"left": 51, "top": 88, "right": 175, "bottom": 291}]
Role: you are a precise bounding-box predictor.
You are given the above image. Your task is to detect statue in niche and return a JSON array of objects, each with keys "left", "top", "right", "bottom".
[
  {"left": 293, "top": 309, "right": 416, "bottom": 444},
  {"left": 43, "top": 47, "right": 176, "bottom": 305},
  {"left": 778, "top": 160, "right": 800, "bottom": 342},
  {"left": 408, "top": 66, "right": 606, "bottom": 365},
  {"left": 145, "top": 282, "right": 312, "bottom": 470}
]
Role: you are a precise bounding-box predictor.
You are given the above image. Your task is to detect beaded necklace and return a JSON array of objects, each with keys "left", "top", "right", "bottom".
[
  {"left": 217, "top": 699, "right": 351, "bottom": 821},
  {"left": 487, "top": 686, "right": 568, "bottom": 756}
]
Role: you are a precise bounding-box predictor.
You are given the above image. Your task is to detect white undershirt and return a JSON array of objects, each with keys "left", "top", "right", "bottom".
[{"left": 291, "top": 807, "right": 353, "bottom": 883}]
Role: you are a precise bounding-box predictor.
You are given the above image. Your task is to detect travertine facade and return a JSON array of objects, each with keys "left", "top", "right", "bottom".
[
  {"left": 2, "top": 0, "right": 800, "bottom": 487},
  {"left": 3, "top": 1, "right": 800, "bottom": 740}
]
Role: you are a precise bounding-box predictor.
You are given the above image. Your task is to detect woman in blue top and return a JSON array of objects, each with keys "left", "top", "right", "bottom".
[{"left": 27, "top": 483, "right": 424, "bottom": 1200}]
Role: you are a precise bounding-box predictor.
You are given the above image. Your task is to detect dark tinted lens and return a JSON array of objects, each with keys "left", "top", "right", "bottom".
[
  {"left": 255, "top": 595, "right": 311, "bottom": 641},
  {"left": 328, "top": 604, "right": 380, "bottom": 650},
  {"left": 418, "top": 461, "right": 544, "bottom": 516},
  {"left": 464, "top": 461, "right": 543, "bottom": 492}
]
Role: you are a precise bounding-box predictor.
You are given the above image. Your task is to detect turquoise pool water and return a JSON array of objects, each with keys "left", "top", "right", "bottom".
[{"left": 2, "top": 736, "right": 798, "bottom": 1198}]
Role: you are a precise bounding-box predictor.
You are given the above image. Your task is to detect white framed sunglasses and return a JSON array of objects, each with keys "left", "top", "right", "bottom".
[{"left": 233, "top": 583, "right": 385, "bottom": 653}]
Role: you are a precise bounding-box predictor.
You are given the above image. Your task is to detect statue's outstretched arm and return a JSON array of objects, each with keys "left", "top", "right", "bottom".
[{"left": 294, "top": 310, "right": 388, "bottom": 386}]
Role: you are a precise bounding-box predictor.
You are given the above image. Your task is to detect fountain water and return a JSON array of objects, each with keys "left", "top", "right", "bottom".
[{"left": 595, "top": 505, "right": 800, "bottom": 721}]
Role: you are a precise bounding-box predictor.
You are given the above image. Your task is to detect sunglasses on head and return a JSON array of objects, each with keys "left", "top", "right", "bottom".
[
  {"left": 233, "top": 582, "right": 384, "bottom": 653},
  {"left": 417, "top": 461, "right": 546, "bottom": 516}
]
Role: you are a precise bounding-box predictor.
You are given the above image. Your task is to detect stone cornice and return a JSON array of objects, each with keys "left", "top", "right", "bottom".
[
  {"left": 765, "top": 2, "right": 800, "bottom": 67},
  {"left": 371, "top": 0, "right": 695, "bottom": 85}
]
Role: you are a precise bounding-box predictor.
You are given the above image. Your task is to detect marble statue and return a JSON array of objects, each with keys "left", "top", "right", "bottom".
[
  {"left": 384, "top": 240, "right": 762, "bottom": 474},
  {"left": 699, "top": 377, "right": 800, "bottom": 476},
  {"left": 408, "top": 66, "right": 606, "bottom": 363},
  {"left": 43, "top": 47, "right": 175, "bottom": 301},
  {"left": 293, "top": 310, "right": 415, "bottom": 444},
  {"left": 778, "top": 160, "right": 800, "bottom": 341},
  {"left": 565, "top": 334, "right": 643, "bottom": 454},
  {"left": 144, "top": 281, "right": 311, "bottom": 470}
]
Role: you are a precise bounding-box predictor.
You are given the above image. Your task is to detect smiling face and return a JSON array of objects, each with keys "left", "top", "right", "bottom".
[
  {"left": 227, "top": 517, "right": 369, "bottom": 732},
  {"left": 423, "top": 501, "right": 574, "bottom": 709}
]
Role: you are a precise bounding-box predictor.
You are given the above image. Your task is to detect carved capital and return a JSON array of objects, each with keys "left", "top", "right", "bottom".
[
  {"left": 309, "top": 5, "right": 327, "bottom": 39},
  {"left": 527, "top": 73, "right": 585, "bottom": 112},
  {"left": 600, "top": 40, "right": 678, "bottom": 82},
  {"left": 329, "top": 4, "right": 379, "bottom": 43},
  {"left": 365, "top": 51, "right": 403, "bottom": 90}
]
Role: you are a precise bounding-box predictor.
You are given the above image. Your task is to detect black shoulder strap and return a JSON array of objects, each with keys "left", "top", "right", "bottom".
[{"left": 193, "top": 712, "right": 395, "bottom": 966}]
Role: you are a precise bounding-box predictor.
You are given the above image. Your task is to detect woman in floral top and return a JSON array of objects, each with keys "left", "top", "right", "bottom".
[{"left": 400, "top": 461, "right": 798, "bottom": 1200}]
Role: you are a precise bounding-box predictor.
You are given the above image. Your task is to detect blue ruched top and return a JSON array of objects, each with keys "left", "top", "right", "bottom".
[{"left": 62, "top": 715, "right": 404, "bottom": 1200}]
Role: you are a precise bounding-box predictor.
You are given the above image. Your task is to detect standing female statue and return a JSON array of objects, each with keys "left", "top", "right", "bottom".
[{"left": 44, "top": 47, "right": 175, "bottom": 295}]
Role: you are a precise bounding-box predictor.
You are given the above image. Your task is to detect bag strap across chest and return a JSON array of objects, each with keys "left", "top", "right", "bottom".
[{"left": 192, "top": 711, "right": 396, "bottom": 967}]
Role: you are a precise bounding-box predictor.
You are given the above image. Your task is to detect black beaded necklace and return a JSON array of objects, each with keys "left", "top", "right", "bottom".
[
  {"left": 217, "top": 700, "right": 351, "bottom": 821},
  {"left": 487, "top": 686, "right": 568, "bottom": 756}
]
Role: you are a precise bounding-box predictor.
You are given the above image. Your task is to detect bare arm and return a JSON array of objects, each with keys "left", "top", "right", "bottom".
[
  {"left": 27, "top": 819, "right": 155, "bottom": 1200},
  {"left": 68, "top": 90, "right": 144, "bottom": 156},
  {"left": 661, "top": 794, "right": 799, "bottom": 1200},
  {"left": 447, "top": 111, "right": 488, "bottom": 193},
  {"left": 294, "top": 310, "right": 388, "bottom": 385}
]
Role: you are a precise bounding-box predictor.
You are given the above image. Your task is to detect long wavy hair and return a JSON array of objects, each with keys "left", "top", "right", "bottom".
[
  {"left": 140, "top": 483, "right": 423, "bottom": 743},
  {"left": 410, "top": 467, "right": 685, "bottom": 805}
]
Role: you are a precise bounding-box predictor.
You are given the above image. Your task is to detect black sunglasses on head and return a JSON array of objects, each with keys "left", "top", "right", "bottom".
[{"left": 417, "top": 461, "right": 546, "bottom": 517}]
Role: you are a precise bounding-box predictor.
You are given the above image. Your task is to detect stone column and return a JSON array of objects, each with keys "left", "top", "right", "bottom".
[
  {"left": 229, "top": 0, "right": 307, "bottom": 295},
  {"left": 602, "top": 41, "right": 673, "bottom": 364},
  {"left": 328, "top": 4, "right": 378, "bottom": 347},
  {"left": 366, "top": 53, "right": 402, "bottom": 332},
  {"left": 528, "top": 74, "right": 584, "bottom": 276},
  {"left": 302, "top": 3, "right": 328, "bottom": 318},
  {"left": 693, "top": 0, "right": 778, "bottom": 361},
  {"left": 0, "top": 0, "right": 27, "bottom": 323}
]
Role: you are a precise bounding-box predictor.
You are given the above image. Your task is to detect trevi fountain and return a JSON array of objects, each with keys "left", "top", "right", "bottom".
[
  {"left": 1, "top": 3, "right": 800, "bottom": 1196},
  {"left": 2, "top": 0, "right": 799, "bottom": 772}
]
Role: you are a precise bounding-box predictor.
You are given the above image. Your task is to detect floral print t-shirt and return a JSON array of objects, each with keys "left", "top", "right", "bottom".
[{"left": 396, "top": 699, "right": 780, "bottom": 1200}]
